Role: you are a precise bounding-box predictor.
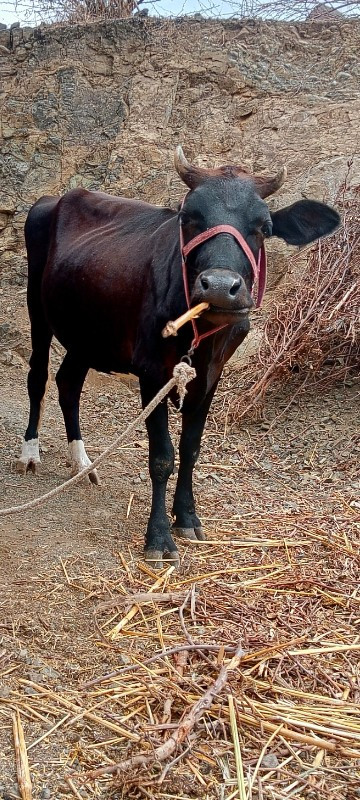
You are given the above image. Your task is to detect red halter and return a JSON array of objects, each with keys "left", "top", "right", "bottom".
[{"left": 179, "top": 216, "right": 267, "bottom": 352}]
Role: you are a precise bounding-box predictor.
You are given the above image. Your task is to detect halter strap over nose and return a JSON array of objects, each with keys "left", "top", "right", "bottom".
[{"left": 179, "top": 200, "right": 267, "bottom": 351}]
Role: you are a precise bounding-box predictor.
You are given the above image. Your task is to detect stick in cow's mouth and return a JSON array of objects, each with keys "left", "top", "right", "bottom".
[{"left": 162, "top": 302, "right": 210, "bottom": 338}]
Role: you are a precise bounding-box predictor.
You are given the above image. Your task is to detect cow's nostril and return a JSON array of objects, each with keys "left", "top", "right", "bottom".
[
  {"left": 229, "top": 279, "right": 241, "bottom": 297},
  {"left": 201, "top": 276, "right": 210, "bottom": 291}
]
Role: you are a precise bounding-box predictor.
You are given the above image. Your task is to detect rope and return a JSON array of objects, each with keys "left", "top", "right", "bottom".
[{"left": 0, "top": 362, "right": 196, "bottom": 518}]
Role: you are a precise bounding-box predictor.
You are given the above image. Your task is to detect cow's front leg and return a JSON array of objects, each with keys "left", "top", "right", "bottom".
[
  {"left": 140, "top": 380, "right": 178, "bottom": 569},
  {"left": 172, "top": 385, "right": 217, "bottom": 542}
]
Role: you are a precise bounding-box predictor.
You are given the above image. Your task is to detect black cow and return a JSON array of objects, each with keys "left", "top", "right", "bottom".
[{"left": 16, "top": 148, "right": 340, "bottom": 567}]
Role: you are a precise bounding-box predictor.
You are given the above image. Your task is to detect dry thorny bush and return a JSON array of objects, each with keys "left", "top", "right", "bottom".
[
  {"left": 14, "top": 0, "right": 148, "bottom": 25},
  {"left": 9, "top": 0, "right": 360, "bottom": 25},
  {"left": 226, "top": 178, "right": 360, "bottom": 422}
]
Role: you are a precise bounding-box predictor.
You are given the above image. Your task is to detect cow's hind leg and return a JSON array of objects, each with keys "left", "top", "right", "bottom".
[
  {"left": 16, "top": 319, "right": 52, "bottom": 474},
  {"left": 172, "top": 385, "right": 218, "bottom": 542},
  {"left": 56, "top": 352, "right": 99, "bottom": 485},
  {"left": 140, "top": 379, "right": 179, "bottom": 570}
]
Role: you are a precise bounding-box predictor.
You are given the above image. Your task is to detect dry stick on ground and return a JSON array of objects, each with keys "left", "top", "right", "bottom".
[
  {"left": 158, "top": 744, "right": 192, "bottom": 785},
  {"left": 178, "top": 589, "right": 213, "bottom": 666},
  {"left": 81, "top": 642, "right": 239, "bottom": 690},
  {"left": 64, "top": 776, "right": 84, "bottom": 800},
  {"left": 93, "top": 567, "right": 176, "bottom": 649},
  {"left": 106, "top": 566, "right": 175, "bottom": 640},
  {"left": 162, "top": 649, "right": 189, "bottom": 725},
  {"left": 13, "top": 711, "right": 32, "bottom": 800},
  {"left": 96, "top": 590, "right": 188, "bottom": 613},
  {"left": 80, "top": 642, "right": 245, "bottom": 779},
  {"left": 81, "top": 635, "right": 306, "bottom": 690}
]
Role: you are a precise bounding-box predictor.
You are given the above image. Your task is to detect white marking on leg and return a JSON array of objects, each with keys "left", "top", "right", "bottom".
[
  {"left": 68, "top": 439, "right": 92, "bottom": 470},
  {"left": 68, "top": 440, "right": 100, "bottom": 484},
  {"left": 16, "top": 438, "right": 41, "bottom": 473}
]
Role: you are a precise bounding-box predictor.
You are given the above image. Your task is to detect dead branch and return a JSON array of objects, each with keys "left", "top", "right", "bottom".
[
  {"left": 228, "top": 180, "right": 360, "bottom": 421},
  {"left": 178, "top": 589, "right": 213, "bottom": 665},
  {"left": 162, "top": 649, "right": 188, "bottom": 725},
  {"left": 81, "top": 641, "right": 239, "bottom": 690},
  {"left": 80, "top": 642, "right": 245, "bottom": 779}
]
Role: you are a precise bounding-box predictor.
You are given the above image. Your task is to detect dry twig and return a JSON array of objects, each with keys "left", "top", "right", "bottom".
[
  {"left": 229, "top": 179, "right": 360, "bottom": 420},
  {"left": 162, "top": 302, "right": 209, "bottom": 338},
  {"left": 12, "top": 712, "right": 32, "bottom": 800},
  {"left": 80, "top": 643, "right": 244, "bottom": 778}
]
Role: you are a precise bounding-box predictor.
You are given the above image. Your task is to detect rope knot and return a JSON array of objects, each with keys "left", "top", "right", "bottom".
[{"left": 173, "top": 362, "right": 196, "bottom": 409}]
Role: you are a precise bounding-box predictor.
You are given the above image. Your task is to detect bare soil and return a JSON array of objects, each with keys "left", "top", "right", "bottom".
[{"left": 0, "top": 285, "right": 359, "bottom": 799}]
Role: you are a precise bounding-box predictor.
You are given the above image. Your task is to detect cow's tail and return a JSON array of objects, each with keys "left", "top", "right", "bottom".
[{"left": 17, "top": 197, "right": 60, "bottom": 470}]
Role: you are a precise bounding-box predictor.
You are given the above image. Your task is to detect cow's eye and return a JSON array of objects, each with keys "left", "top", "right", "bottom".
[{"left": 261, "top": 222, "right": 272, "bottom": 238}]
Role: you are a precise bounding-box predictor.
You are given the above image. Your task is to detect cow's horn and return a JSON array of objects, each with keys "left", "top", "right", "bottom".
[
  {"left": 254, "top": 166, "right": 287, "bottom": 198},
  {"left": 175, "top": 147, "right": 287, "bottom": 195},
  {"left": 174, "top": 146, "right": 207, "bottom": 189},
  {"left": 174, "top": 145, "right": 191, "bottom": 176}
]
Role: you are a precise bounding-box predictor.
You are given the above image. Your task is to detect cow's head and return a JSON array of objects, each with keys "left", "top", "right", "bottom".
[{"left": 175, "top": 147, "right": 340, "bottom": 327}]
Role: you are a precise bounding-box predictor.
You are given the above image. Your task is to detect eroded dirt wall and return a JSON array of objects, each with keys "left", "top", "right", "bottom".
[{"left": 0, "top": 16, "right": 359, "bottom": 286}]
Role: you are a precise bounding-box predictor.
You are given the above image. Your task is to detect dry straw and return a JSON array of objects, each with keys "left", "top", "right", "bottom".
[{"left": 1, "top": 494, "right": 360, "bottom": 797}]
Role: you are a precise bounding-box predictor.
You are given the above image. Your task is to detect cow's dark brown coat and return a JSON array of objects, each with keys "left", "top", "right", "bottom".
[{"left": 17, "top": 148, "right": 340, "bottom": 567}]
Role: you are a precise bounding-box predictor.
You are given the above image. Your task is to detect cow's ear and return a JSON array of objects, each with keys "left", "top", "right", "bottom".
[{"left": 270, "top": 200, "right": 340, "bottom": 246}]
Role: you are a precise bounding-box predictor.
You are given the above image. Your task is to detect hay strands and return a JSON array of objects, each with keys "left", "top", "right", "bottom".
[
  {"left": 17, "top": 679, "right": 141, "bottom": 742},
  {"left": 96, "top": 589, "right": 188, "bottom": 614},
  {"left": 228, "top": 694, "right": 246, "bottom": 800},
  {"left": 233, "top": 704, "right": 360, "bottom": 759},
  {"left": 105, "top": 564, "right": 175, "bottom": 639}
]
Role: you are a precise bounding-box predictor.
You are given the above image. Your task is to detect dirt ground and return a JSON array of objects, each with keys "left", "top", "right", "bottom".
[{"left": 0, "top": 285, "right": 359, "bottom": 799}]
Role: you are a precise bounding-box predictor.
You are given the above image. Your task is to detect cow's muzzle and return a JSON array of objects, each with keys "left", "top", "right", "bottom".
[{"left": 193, "top": 268, "right": 253, "bottom": 322}]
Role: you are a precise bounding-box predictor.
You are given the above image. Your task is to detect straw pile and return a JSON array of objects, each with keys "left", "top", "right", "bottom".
[
  {"left": 1, "top": 493, "right": 359, "bottom": 798},
  {"left": 229, "top": 179, "right": 360, "bottom": 421}
]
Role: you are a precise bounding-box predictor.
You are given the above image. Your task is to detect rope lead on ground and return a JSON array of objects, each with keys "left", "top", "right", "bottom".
[{"left": 0, "top": 361, "right": 196, "bottom": 517}]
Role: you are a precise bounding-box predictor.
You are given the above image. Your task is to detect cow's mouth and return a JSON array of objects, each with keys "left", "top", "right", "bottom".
[
  {"left": 201, "top": 304, "right": 252, "bottom": 327},
  {"left": 209, "top": 305, "right": 251, "bottom": 315}
]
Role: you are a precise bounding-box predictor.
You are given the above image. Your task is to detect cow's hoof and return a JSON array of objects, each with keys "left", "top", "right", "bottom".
[
  {"left": 14, "top": 457, "right": 41, "bottom": 475},
  {"left": 68, "top": 440, "right": 100, "bottom": 485},
  {"left": 70, "top": 466, "right": 100, "bottom": 485},
  {"left": 88, "top": 469, "right": 101, "bottom": 486},
  {"left": 89, "top": 470, "right": 100, "bottom": 485},
  {"left": 172, "top": 527, "right": 207, "bottom": 542},
  {"left": 144, "top": 549, "right": 180, "bottom": 570},
  {"left": 14, "top": 439, "right": 41, "bottom": 476},
  {"left": 67, "top": 458, "right": 99, "bottom": 484}
]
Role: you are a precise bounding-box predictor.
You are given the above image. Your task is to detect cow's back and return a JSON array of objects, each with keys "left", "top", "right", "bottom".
[{"left": 39, "top": 189, "right": 176, "bottom": 373}]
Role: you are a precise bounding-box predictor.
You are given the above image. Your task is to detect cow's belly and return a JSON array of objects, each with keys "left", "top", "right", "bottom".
[{"left": 42, "top": 263, "right": 143, "bottom": 374}]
